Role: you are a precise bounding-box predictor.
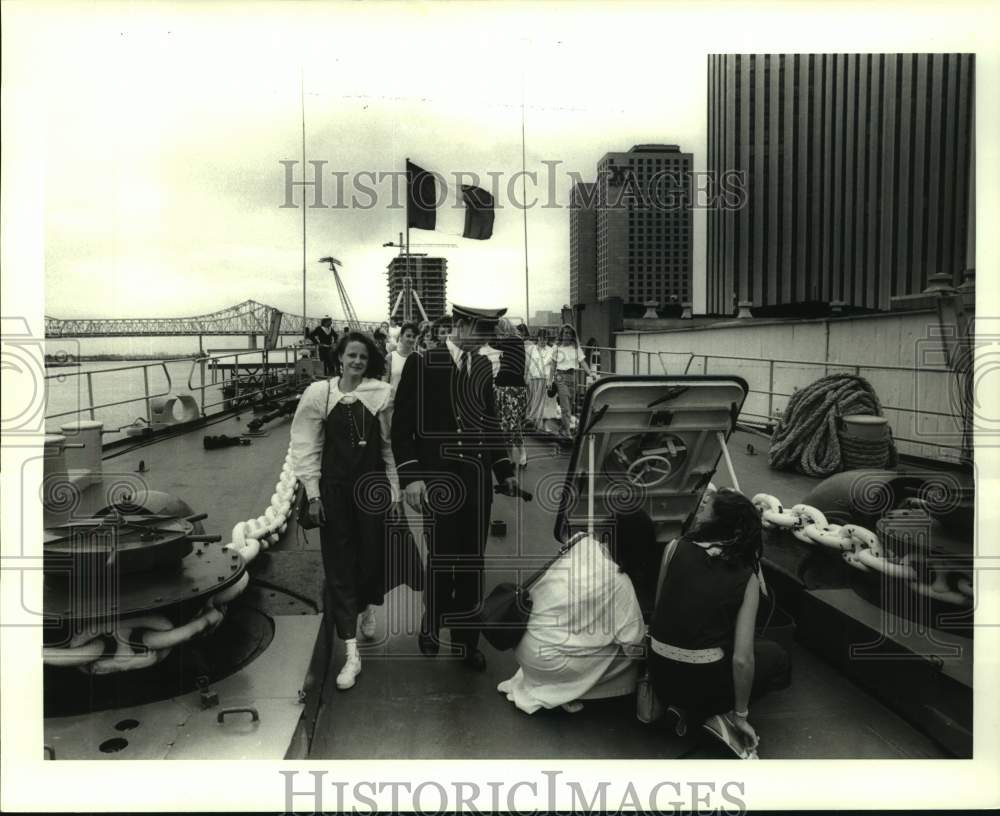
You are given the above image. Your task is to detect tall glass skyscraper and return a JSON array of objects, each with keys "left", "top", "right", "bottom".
[{"left": 706, "top": 53, "right": 975, "bottom": 315}]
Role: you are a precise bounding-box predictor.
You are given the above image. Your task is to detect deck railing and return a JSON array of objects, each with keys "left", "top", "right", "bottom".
[
  {"left": 45, "top": 360, "right": 176, "bottom": 423},
  {"left": 44, "top": 345, "right": 310, "bottom": 430},
  {"left": 186, "top": 347, "right": 303, "bottom": 416},
  {"left": 595, "top": 345, "right": 964, "bottom": 457}
]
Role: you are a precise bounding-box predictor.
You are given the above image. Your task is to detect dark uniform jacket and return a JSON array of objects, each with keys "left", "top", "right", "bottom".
[{"left": 391, "top": 342, "right": 513, "bottom": 488}]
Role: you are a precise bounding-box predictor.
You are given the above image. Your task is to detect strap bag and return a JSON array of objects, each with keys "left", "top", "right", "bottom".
[
  {"left": 478, "top": 535, "right": 584, "bottom": 651},
  {"left": 636, "top": 537, "right": 679, "bottom": 724},
  {"left": 296, "top": 485, "right": 319, "bottom": 530}
]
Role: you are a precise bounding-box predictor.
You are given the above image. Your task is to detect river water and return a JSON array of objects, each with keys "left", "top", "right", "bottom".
[{"left": 44, "top": 346, "right": 299, "bottom": 441}]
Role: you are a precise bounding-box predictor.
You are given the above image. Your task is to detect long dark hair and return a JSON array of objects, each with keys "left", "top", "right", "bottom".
[
  {"left": 333, "top": 331, "right": 387, "bottom": 379},
  {"left": 607, "top": 510, "right": 660, "bottom": 612},
  {"left": 687, "top": 488, "right": 763, "bottom": 569}
]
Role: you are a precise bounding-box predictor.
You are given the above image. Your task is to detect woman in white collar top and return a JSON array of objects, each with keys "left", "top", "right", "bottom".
[
  {"left": 550, "top": 324, "right": 592, "bottom": 438},
  {"left": 290, "top": 331, "right": 417, "bottom": 692},
  {"left": 385, "top": 321, "right": 419, "bottom": 394}
]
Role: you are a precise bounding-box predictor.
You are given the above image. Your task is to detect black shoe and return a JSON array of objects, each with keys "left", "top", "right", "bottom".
[
  {"left": 462, "top": 647, "right": 487, "bottom": 672},
  {"left": 418, "top": 614, "right": 439, "bottom": 656}
]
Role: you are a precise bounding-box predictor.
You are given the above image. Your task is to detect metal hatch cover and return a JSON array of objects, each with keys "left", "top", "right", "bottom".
[{"left": 554, "top": 375, "right": 749, "bottom": 547}]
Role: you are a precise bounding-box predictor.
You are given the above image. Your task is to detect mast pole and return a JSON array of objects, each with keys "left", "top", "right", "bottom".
[
  {"left": 521, "top": 59, "right": 530, "bottom": 325},
  {"left": 301, "top": 70, "right": 308, "bottom": 334},
  {"left": 405, "top": 158, "right": 411, "bottom": 323}
]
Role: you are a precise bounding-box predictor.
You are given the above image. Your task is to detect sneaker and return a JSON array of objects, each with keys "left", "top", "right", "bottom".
[
  {"left": 701, "top": 713, "right": 757, "bottom": 759},
  {"left": 336, "top": 652, "right": 361, "bottom": 690},
  {"left": 359, "top": 605, "right": 377, "bottom": 640}
]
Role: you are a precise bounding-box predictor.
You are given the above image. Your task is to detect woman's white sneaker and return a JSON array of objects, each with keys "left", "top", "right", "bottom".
[
  {"left": 359, "top": 605, "right": 377, "bottom": 640},
  {"left": 336, "top": 640, "right": 362, "bottom": 690}
]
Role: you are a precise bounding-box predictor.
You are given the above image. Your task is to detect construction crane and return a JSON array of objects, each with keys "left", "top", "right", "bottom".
[{"left": 318, "top": 256, "right": 361, "bottom": 330}]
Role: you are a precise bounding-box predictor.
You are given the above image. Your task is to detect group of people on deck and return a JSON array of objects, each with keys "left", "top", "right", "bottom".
[{"left": 291, "top": 305, "right": 789, "bottom": 759}]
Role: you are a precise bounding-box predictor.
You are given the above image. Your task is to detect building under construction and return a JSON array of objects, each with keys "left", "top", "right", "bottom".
[{"left": 386, "top": 255, "right": 448, "bottom": 322}]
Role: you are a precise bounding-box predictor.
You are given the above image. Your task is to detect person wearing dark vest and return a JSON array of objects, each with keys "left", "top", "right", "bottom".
[
  {"left": 309, "top": 317, "right": 337, "bottom": 376},
  {"left": 649, "top": 487, "right": 790, "bottom": 758},
  {"left": 391, "top": 304, "right": 517, "bottom": 671},
  {"left": 289, "top": 331, "right": 419, "bottom": 692}
]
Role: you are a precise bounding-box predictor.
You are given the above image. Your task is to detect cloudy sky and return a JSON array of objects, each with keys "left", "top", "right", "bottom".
[{"left": 6, "top": 1, "right": 993, "bottom": 323}]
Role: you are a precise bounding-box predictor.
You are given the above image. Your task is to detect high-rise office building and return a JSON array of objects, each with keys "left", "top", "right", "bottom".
[
  {"left": 386, "top": 255, "right": 447, "bottom": 322},
  {"left": 569, "top": 182, "right": 597, "bottom": 307},
  {"left": 594, "top": 145, "right": 693, "bottom": 307},
  {"left": 706, "top": 53, "right": 975, "bottom": 315}
]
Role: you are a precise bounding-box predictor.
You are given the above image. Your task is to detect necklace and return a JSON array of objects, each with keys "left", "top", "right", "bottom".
[{"left": 347, "top": 401, "right": 367, "bottom": 447}]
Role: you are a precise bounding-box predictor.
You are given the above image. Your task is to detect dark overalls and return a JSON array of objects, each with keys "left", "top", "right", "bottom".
[{"left": 319, "top": 395, "right": 420, "bottom": 639}]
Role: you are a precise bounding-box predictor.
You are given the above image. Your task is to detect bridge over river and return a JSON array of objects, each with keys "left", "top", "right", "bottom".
[{"left": 44, "top": 300, "right": 378, "bottom": 345}]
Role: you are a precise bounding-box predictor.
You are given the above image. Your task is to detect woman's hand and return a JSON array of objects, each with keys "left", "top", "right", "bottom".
[
  {"left": 307, "top": 497, "right": 325, "bottom": 527},
  {"left": 404, "top": 480, "right": 427, "bottom": 513},
  {"left": 728, "top": 712, "right": 759, "bottom": 752}
]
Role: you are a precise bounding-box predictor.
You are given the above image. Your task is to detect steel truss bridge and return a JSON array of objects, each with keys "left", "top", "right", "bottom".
[{"left": 44, "top": 300, "right": 378, "bottom": 339}]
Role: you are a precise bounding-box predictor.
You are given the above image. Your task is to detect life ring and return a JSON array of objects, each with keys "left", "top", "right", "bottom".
[{"left": 856, "top": 548, "right": 918, "bottom": 580}]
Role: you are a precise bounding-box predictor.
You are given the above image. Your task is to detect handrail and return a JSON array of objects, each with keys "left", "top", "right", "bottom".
[
  {"left": 186, "top": 347, "right": 301, "bottom": 415},
  {"left": 45, "top": 361, "right": 174, "bottom": 423},
  {"left": 561, "top": 343, "right": 962, "bottom": 453},
  {"left": 44, "top": 346, "right": 305, "bottom": 427}
]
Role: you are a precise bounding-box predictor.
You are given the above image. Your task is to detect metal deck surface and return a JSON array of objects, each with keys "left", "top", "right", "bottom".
[
  {"left": 306, "top": 429, "right": 949, "bottom": 760},
  {"left": 69, "top": 414, "right": 956, "bottom": 759}
]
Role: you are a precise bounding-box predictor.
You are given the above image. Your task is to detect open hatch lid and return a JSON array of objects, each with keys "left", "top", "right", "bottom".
[{"left": 554, "top": 375, "right": 749, "bottom": 547}]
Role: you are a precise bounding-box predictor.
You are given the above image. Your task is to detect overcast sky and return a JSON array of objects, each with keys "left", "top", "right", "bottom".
[{"left": 6, "top": 2, "right": 993, "bottom": 323}]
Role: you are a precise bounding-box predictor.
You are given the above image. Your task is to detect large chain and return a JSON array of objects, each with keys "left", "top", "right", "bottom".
[
  {"left": 43, "top": 446, "right": 298, "bottom": 674},
  {"left": 751, "top": 494, "right": 973, "bottom": 607}
]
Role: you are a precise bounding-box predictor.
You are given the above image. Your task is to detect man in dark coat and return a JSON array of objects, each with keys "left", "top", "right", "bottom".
[
  {"left": 391, "top": 304, "right": 517, "bottom": 671},
  {"left": 308, "top": 317, "right": 337, "bottom": 375}
]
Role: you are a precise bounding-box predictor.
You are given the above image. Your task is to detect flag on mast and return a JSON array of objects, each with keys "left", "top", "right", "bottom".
[
  {"left": 460, "top": 185, "right": 495, "bottom": 240},
  {"left": 406, "top": 160, "right": 496, "bottom": 240},
  {"left": 406, "top": 160, "right": 437, "bottom": 231}
]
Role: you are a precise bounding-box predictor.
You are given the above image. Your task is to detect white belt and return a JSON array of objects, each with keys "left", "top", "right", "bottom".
[{"left": 650, "top": 637, "right": 724, "bottom": 664}]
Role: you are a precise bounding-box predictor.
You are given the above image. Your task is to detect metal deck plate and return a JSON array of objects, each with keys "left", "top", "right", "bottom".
[
  {"left": 43, "top": 615, "right": 321, "bottom": 760},
  {"left": 44, "top": 539, "right": 246, "bottom": 621}
]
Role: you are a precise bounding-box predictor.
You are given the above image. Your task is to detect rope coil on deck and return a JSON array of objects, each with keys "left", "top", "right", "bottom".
[
  {"left": 43, "top": 444, "right": 298, "bottom": 674},
  {"left": 767, "top": 374, "right": 898, "bottom": 477},
  {"left": 751, "top": 493, "right": 972, "bottom": 607}
]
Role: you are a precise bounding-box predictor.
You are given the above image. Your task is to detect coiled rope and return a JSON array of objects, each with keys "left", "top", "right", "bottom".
[
  {"left": 768, "top": 374, "right": 897, "bottom": 477},
  {"left": 43, "top": 443, "right": 299, "bottom": 674}
]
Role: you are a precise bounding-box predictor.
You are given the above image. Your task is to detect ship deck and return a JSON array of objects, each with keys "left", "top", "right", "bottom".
[{"left": 88, "top": 409, "right": 967, "bottom": 760}]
